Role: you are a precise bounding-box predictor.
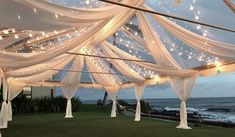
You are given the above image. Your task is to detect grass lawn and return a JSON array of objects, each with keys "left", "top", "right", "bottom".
[{"left": 2, "top": 104, "right": 235, "bottom": 137}]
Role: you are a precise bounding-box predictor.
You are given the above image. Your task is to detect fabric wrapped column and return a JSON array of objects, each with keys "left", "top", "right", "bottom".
[
  {"left": 61, "top": 86, "right": 77, "bottom": 118},
  {"left": 134, "top": 83, "right": 145, "bottom": 121},
  {"left": 170, "top": 74, "right": 196, "bottom": 129},
  {"left": 7, "top": 80, "right": 25, "bottom": 121},
  {"left": 0, "top": 73, "right": 9, "bottom": 129},
  {"left": 65, "top": 99, "right": 73, "bottom": 118},
  {"left": 106, "top": 87, "right": 119, "bottom": 118},
  {"left": 61, "top": 56, "right": 84, "bottom": 119}
]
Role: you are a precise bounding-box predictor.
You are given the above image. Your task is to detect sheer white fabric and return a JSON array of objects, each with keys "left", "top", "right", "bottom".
[
  {"left": 15, "top": 56, "right": 74, "bottom": 83},
  {"left": 146, "top": 5, "right": 235, "bottom": 61},
  {"left": 105, "top": 86, "right": 119, "bottom": 117},
  {"left": 134, "top": 83, "right": 145, "bottom": 121},
  {"left": 136, "top": 12, "right": 181, "bottom": 69},
  {"left": 104, "top": 41, "right": 196, "bottom": 77},
  {"left": 0, "top": 73, "right": 8, "bottom": 129},
  {"left": 0, "top": 0, "right": 85, "bottom": 31},
  {"left": 84, "top": 48, "right": 119, "bottom": 87},
  {"left": 5, "top": 54, "right": 72, "bottom": 77},
  {"left": 101, "top": 42, "right": 145, "bottom": 83},
  {"left": 61, "top": 56, "right": 84, "bottom": 118},
  {"left": 19, "top": 0, "right": 130, "bottom": 22},
  {"left": 7, "top": 80, "right": 26, "bottom": 121},
  {"left": 170, "top": 75, "right": 196, "bottom": 129},
  {"left": 0, "top": 0, "right": 144, "bottom": 69},
  {"left": 0, "top": 21, "right": 104, "bottom": 69}
]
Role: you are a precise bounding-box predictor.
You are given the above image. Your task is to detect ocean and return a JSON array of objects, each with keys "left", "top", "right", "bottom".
[{"left": 83, "top": 97, "right": 235, "bottom": 123}]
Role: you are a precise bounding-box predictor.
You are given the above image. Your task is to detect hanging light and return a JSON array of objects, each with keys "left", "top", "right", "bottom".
[
  {"left": 214, "top": 61, "right": 222, "bottom": 73},
  {"left": 14, "top": 34, "right": 19, "bottom": 39},
  {"left": 3, "top": 30, "right": 9, "bottom": 34}
]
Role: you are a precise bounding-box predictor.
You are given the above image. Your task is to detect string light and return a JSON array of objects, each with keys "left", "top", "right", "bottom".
[
  {"left": 14, "top": 34, "right": 19, "bottom": 39},
  {"left": 17, "top": 15, "right": 21, "bottom": 20},
  {"left": 190, "top": 5, "right": 194, "bottom": 10},
  {"left": 3, "top": 30, "right": 9, "bottom": 34},
  {"left": 215, "top": 61, "right": 222, "bottom": 73},
  {"left": 55, "top": 13, "right": 58, "bottom": 18},
  {"left": 33, "top": 8, "right": 37, "bottom": 13}
]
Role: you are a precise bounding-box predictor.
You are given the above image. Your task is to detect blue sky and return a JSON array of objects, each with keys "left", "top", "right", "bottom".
[
  {"left": 73, "top": 73, "right": 235, "bottom": 100},
  {"left": 55, "top": 0, "right": 235, "bottom": 100}
]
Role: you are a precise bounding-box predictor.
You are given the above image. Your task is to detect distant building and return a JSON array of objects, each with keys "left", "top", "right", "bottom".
[{"left": 22, "top": 87, "right": 55, "bottom": 98}]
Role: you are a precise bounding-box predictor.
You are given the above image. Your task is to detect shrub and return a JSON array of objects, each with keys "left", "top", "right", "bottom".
[{"left": 11, "top": 95, "right": 82, "bottom": 114}]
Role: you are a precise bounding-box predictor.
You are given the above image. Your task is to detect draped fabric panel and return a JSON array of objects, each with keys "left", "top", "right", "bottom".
[
  {"left": 85, "top": 56, "right": 117, "bottom": 87},
  {"left": 61, "top": 56, "right": 84, "bottom": 118},
  {"left": 7, "top": 80, "right": 26, "bottom": 121},
  {"left": 15, "top": 55, "right": 75, "bottom": 83},
  {"left": 6, "top": 54, "right": 72, "bottom": 77},
  {"left": 0, "top": 0, "right": 144, "bottom": 69},
  {"left": 104, "top": 41, "right": 197, "bottom": 77},
  {"left": 105, "top": 86, "right": 119, "bottom": 117},
  {"left": 0, "top": 0, "right": 86, "bottom": 31},
  {"left": 146, "top": 5, "right": 235, "bottom": 61},
  {"left": 101, "top": 42, "right": 145, "bottom": 83},
  {"left": 19, "top": 0, "right": 129, "bottom": 22},
  {"left": 133, "top": 83, "right": 145, "bottom": 121},
  {"left": 0, "top": 21, "right": 107, "bottom": 69},
  {"left": 83, "top": 0, "right": 145, "bottom": 46},
  {"left": 170, "top": 75, "right": 196, "bottom": 129},
  {"left": 136, "top": 12, "right": 182, "bottom": 69},
  {"left": 0, "top": 73, "right": 9, "bottom": 129}
]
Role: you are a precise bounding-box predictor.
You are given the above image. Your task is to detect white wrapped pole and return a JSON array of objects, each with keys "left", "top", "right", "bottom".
[
  {"left": 65, "top": 99, "right": 73, "bottom": 118},
  {"left": 7, "top": 80, "right": 25, "bottom": 121},
  {"left": 7, "top": 102, "right": 12, "bottom": 121},
  {"left": 0, "top": 102, "right": 8, "bottom": 128},
  {"left": 177, "top": 100, "right": 191, "bottom": 129},
  {"left": 61, "top": 86, "right": 77, "bottom": 119},
  {"left": 106, "top": 86, "right": 119, "bottom": 118},
  {"left": 170, "top": 75, "right": 196, "bottom": 129},
  {"left": 0, "top": 73, "right": 8, "bottom": 128},
  {"left": 61, "top": 56, "right": 84, "bottom": 119},
  {"left": 134, "top": 83, "right": 145, "bottom": 122},
  {"left": 134, "top": 101, "right": 141, "bottom": 121},
  {"left": 111, "top": 100, "right": 117, "bottom": 117}
]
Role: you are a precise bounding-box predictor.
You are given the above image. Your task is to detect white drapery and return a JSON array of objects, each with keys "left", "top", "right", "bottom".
[
  {"left": 0, "top": 0, "right": 144, "bottom": 70},
  {"left": 136, "top": 11, "right": 182, "bottom": 69},
  {"left": 103, "top": 41, "right": 196, "bottom": 77},
  {"left": 105, "top": 86, "right": 119, "bottom": 117},
  {"left": 101, "top": 42, "right": 145, "bottom": 82},
  {"left": 61, "top": 56, "right": 84, "bottom": 118},
  {"left": 85, "top": 56, "right": 118, "bottom": 87},
  {"left": 19, "top": 0, "right": 130, "bottom": 23},
  {"left": 134, "top": 83, "right": 145, "bottom": 121},
  {"left": 146, "top": 5, "right": 235, "bottom": 61},
  {"left": 0, "top": 73, "right": 8, "bottom": 129},
  {"left": 7, "top": 80, "right": 26, "bottom": 121},
  {"left": 170, "top": 75, "right": 196, "bottom": 129}
]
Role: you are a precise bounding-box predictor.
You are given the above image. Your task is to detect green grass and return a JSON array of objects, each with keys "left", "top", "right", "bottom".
[{"left": 2, "top": 104, "right": 235, "bottom": 137}]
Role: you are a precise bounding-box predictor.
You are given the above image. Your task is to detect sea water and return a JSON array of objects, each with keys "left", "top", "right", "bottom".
[
  {"left": 84, "top": 97, "right": 235, "bottom": 123},
  {"left": 130, "top": 97, "right": 235, "bottom": 123}
]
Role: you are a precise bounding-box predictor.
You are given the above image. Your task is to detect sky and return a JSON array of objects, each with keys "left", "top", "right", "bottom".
[{"left": 55, "top": 0, "right": 235, "bottom": 100}]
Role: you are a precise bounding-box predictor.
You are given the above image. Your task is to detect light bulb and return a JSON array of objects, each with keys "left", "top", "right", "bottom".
[
  {"left": 190, "top": 6, "right": 194, "bottom": 10},
  {"left": 15, "top": 34, "right": 19, "bottom": 39}
]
